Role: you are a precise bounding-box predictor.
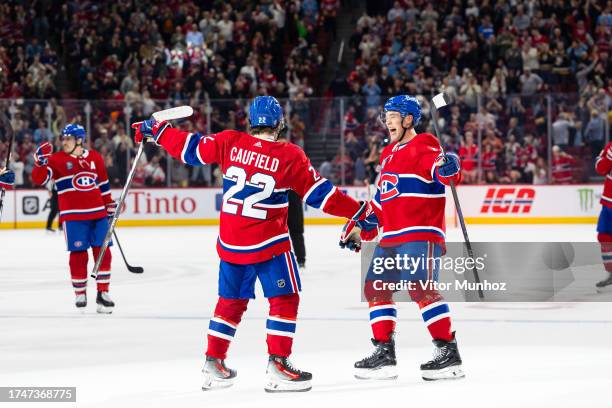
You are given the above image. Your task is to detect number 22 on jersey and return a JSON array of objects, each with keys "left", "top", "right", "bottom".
[{"left": 222, "top": 165, "right": 277, "bottom": 220}]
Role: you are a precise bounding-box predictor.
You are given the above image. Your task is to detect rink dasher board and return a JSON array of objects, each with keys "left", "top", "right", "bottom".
[{"left": 0, "top": 185, "right": 601, "bottom": 229}]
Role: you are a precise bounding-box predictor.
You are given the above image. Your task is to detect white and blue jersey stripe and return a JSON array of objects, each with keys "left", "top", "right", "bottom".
[{"left": 303, "top": 178, "right": 336, "bottom": 209}]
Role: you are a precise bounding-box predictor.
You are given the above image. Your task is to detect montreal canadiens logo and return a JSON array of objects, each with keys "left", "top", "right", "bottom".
[
  {"left": 380, "top": 173, "right": 400, "bottom": 201},
  {"left": 72, "top": 172, "right": 98, "bottom": 192}
]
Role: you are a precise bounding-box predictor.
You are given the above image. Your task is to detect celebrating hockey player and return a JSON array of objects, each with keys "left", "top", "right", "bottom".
[
  {"left": 595, "top": 142, "right": 612, "bottom": 292},
  {"left": 133, "top": 96, "right": 368, "bottom": 392},
  {"left": 339, "top": 95, "right": 465, "bottom": 381},
  {"left": 31, "top": 124, "right": 116, "bottom": 313}
]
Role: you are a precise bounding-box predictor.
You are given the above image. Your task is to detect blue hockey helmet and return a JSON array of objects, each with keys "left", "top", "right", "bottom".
[
  {"left": 380, "top": 95, "right": 421, "bottom": 127},
  {"left": 61, "top": 124, "right": 86, "bottom": 142},
  {"left": 248, "top": 96, "right": 284, "bottom": 129}
]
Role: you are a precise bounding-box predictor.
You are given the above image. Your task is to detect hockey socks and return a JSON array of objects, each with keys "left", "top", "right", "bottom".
[
  {"left": 206, "top": 297, "right": 249, "bottom": 360},
  {"left": 266, "top": 293, "right": 299, "bottom": 357},
  {"left": 92, "top": 246, "right": 112, "bottom": 292},
  {"left": 368, "top": 302, "right": 397, "bottom": 342},
  {"left": 418, "top": 298, "right": 453, "bottom": 342},
  {"left": 69, "top": 251, "right": 88, "bottom": 296}
]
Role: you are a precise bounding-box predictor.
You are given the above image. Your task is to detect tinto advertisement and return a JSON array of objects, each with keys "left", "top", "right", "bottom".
[{"left": 0, "top": 185, "right": 602, "bottom": 229}]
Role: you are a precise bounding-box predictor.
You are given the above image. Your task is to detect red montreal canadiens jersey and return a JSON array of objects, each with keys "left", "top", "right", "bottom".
[
  {"left": 31, "top": 149, "right": 112, "bottom": 222},
  {"left": 371, "top": 133, "right": 459, "bottom": 247},
  {"left": 156, "top": 126, "right": 361, "bottom": 264},
  {"left": 596, "top": 142, "right": 612, "bottom": 209}
]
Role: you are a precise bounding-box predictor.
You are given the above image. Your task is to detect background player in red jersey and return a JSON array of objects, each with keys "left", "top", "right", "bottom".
[
  {"left": 31, "top": 124, "right": 117, "bottom": 313},
  {"left": 133, "top": 96, "right": 368, "bottom": 392},
  {"left": 340, "top": 95, "right": 465, "bottom": 381},
  {"left": 595, "top": 142, "right": 612, "bottom": 292}
]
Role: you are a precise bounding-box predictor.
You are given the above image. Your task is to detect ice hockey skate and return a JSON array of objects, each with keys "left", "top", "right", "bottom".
[
  {"left": 420, "top": 333, "right": 465, "bottom": 381},
  {"left": 75, "top": 293, "right": 86, "bottom": 309},
  {"left": 264, "top": 355, "right": 312, "bottom": 392},
  {"left": 202, "top": 357, "right": 237, "bottom": 391},
  {"left": 354, "top": 335, "right": 397, "bottom": 380},
  {"left": 596, "top": 273, "right": 612, "bottom": 293},
  {"left": 96, "top": 291, "right": 114, "bottom": 314}
]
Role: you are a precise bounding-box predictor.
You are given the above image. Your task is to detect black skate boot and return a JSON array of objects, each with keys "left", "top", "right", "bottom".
[
  {"left": 264, "top": 355, "right": 312, "bottom": 393},
  {"left": 202, "top": 356, "right": 237, "bottom": 390},
  {"left": 420, "top": 332, "right": 465, "bottom": 381},
  {"left": 96, "top": 291, "right": 114, "bottom": 314},
  {"left": 596, "top": 273, "right": 612, "bottom": 293},
  {"left": 75, "top": 294, "right": 87, "bottom": 309},
  {"left": 354, "top": 335, "right": 397, "bottom": 380}
]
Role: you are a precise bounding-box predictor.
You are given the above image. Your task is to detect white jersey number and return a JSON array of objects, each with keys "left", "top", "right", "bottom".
[{"left": 222, "top": 166, "right": 276, "bottom": 220}]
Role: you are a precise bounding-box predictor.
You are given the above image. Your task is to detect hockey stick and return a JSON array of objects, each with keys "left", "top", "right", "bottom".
[
  {"left": 91, "top": 142, "right": 145, "bottom": 279},
  {"left": 0, "top": 109, "right": 15, "bottom": 222},
  {"left": 430, "top": 93, "right": 484, "bottom": 299},
  {"left": 112, "top": 230, "right": 144, "bottom": 273},
  {"left": 91, "top": 106, "right": 194, "bottom": 279}
]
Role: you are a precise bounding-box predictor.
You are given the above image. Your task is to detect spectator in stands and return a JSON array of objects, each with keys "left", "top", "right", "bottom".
[
  {"left": 318, "top": 155, "right": 333, "bottom": 180},
  {"left": 552, "top": 112, "right": 576, "bottom": 149},
  {"left": 459, "top": 131, "right": 478, "bottom": 184},
  {"left": 520, "top": 68, "right": 544, "bottom": 97},
  {"left": 551, "top": 146, "right": 575, "bottom": 184},
  {"left": 583, "top": 109, "right": 607, "bottom": 163},
  {"left": 361, "top": 76, "right": 382, "bottom": 111}
]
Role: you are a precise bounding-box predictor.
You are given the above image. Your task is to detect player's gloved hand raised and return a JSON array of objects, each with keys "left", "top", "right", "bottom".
[
  {"left": 106, "top": 201, "right": 118, "bottom": 218},
  {"left": 33, "top": 142, "right": 53, "bottom": 166},
  {"left": 339, "top": 201, "right": 379, "bottom": 253},
  {"left": 435, "top": 152, "right": 461, "bottom": 179},
  {"left": 0, "top": 168, "right": 15, "bottom": 189},
  {"left": 131, "top": 118, "right": 171, "bottom": 144}
]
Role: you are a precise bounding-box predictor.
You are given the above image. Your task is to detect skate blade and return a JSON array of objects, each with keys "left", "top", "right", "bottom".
[
  {"left": 354, "top": 365, "right": 398, "bottom": 380},
  {"left": 96, "top": 304, "right": 114, "bottom": 314},
  {"left": 421, "top": 364, "right": 465, "bottom": 381},
  {"left": 264, "top": 377, "right": 312, "bottom": 393},
  {"left": 201, "top": 376, "right": 235, "bottom": 391}
]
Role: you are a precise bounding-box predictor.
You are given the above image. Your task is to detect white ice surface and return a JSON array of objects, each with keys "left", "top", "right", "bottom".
[{"left": 1, "top": 224, "right": 611, "bottom": 408}]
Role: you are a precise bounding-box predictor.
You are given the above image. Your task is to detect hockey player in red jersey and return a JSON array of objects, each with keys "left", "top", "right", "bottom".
[
  {"left": 340, "top": 95, "right": 465, "bottom": 381},
  {"left": 595, "top": 142, "right": 612, "bottom": 292},
  {"left": 31, "top": 124, "right": 116, "bottom": 313},
  {"left": 133, "top": 96, "right": 368, "bottom": 392}
]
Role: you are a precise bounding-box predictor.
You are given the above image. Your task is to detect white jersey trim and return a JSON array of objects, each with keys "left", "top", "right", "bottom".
[
  {"left": 218, "top": 233, "right": 289, "bottom": 250},
  {"left": 381, "top": 225, "right": 446, "bottom": 239},
  {"left": 319, "top": 186, "right": 337, "bottom": 210},
  {"left": 398, "top": 193, "right": 446, "bottom": 198},
  {"left": 59, "top": 206, "right": 106, "bottom": 216},
  {"left": 181, "top": 133, "right": 194, "bottom": 164},
  {"left": 398, "top": 173, "right": 434, "bottom": 183}
]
